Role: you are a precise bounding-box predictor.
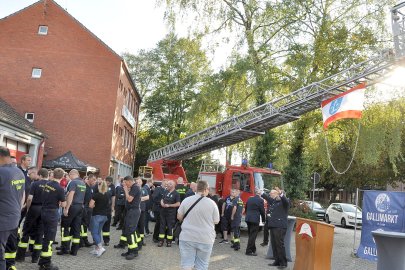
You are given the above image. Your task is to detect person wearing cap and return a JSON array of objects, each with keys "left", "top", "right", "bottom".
[{"left": 245, "top": 188, "right": 265, "bottom": 256}]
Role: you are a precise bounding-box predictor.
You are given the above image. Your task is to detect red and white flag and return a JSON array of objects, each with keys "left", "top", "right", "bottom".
[{"left": 321, "top": 83, "right": 366, "bottom": 129}]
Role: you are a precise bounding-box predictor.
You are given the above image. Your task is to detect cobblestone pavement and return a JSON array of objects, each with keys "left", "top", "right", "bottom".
[{"left": 16, "top": 223, "right": 376, "bottom": 270}]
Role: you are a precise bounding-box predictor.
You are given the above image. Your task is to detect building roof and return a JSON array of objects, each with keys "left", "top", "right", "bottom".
[
  {"left": 0, "top": 0, "right": 142, "bottom": 104},
  {"left": 0, "top": 98, "right": 45, "bottom": 138}
]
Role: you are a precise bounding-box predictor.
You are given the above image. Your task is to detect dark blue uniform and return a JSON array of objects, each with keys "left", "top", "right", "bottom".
[
  {"left": 175, "top": 184, "right": 187, "bottom": 202},
  {"left": 158, "top": 190, "right": 180, "bottom": 245},
  {"left": 80, "top": 184, "right": 93, "bottom": 246},
  {"left": 0, "top": 164, "right": 25, "bottom": 270},
  {"left": 230, "top": 196, "right": 243, "bottom": 250},
  {"left": 136, "top": 185, "right": 149, "bottom": 247},
  {"left": 221, "top": 196, "right": 234, "bottom": 233},
  {"left": 38, "top": 180, "right": 65, "bottom": 269},
  {"left": 16, "top": 179, "right": 47, "bottom": 262},
  {"left": 262, "top": 192, "right": 289, "bottom": 267},
  {"left": 143, "top": 184, "right": 151, "bottom": 234},
  {"left": 245, "top": 195, "right": 265, "bottom": 255},
  {"left": 152, "top": 185, "right": 166, "bottom": 242},
  {"left": 58, "top": 178, "right": 85, "bottom": 255},
  {"left": 113, "top": 185, "right": 125, "bottom": 228}
]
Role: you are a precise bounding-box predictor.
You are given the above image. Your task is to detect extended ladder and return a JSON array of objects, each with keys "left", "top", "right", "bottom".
[{"left": 148, "top": 3, "right": 405, "bottom": 162}]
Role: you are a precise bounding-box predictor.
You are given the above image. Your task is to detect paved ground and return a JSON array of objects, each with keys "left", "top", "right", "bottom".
[{"left": 16, "top": 223, "right": 376, "bottom": 270}]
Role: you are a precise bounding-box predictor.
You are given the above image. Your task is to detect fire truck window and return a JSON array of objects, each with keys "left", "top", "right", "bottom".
[{"left": 232, "top": 172, "right": 251, "bottom": 192}]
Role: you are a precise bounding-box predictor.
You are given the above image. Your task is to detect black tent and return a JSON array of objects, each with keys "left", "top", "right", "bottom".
[{"left": 43, "top": 151, "right": 98, "bottom": 172}]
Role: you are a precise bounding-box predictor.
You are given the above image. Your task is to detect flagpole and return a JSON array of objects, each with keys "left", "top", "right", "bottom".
[{"left": 352, "top": 187, "right": 360, "bottom": 257}]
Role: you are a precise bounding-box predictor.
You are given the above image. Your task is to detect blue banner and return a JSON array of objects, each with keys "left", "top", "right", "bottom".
[{"left": 357, "top": 191, "right": 405, "bottom": 261}]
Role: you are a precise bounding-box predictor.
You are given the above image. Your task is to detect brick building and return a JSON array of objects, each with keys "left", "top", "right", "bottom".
[
  {"left": 0, "top": 0, "right": 141, "bottom": 178},
  {"left": 0, "top": 98, "right": 45, "bottom": 166}
]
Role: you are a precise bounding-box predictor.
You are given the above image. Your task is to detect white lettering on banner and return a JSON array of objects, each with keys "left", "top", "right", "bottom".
[
  {"left": 122, "top": 105, "right": 135, "bottom": 128},
  {"left": 366, "top": 212, "right": 399, "bottom": 223},
  {"left": 364, "top": 246, "right": 377, "bottom": 256}
]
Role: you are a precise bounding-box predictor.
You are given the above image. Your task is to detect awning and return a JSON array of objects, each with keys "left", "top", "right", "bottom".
[{"left": 42, "top": 151, "right": 99, "bottom": 172}]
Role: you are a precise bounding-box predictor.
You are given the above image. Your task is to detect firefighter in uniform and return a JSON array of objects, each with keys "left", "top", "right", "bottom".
[
  {"left": 114, "top": 176, "right": 141, "bottom": 260},
  {"left": 152, "top": 180, "right": 167, "bottom": 243},
  {"left": 230, "top": 190, "right": 244, "bottom": 251},
  {"left": 112, "top": 179, "right": 125, "bottom": 229},
  {"left": 57, "top": 169, "right": 85, "bottom": 256},
  {"left": 80, "top": 175, "right": 96, "bottom": 247},
  {"left": 101, "top": 177, "right": 115, "bottom": 246},
  {"left": 38, "top": 168, "right": 66, "bottom": 270},
  {"left": 0, "top": 147, "right": 25, "bottom": 270},
  {"left": 175, "top": 177, "right": 187, "bottom": 202},
  {"left": 136, "top": 178, "right": 149, "bottom": 248},
  {"left": 158, "top": 180, "right": 180, "bottom": 247},
  {"left": 219, "top": 190, "right": 236, "bottom": 244},
  {"left": 16, "top": 168, "right": 49, "bottom": 263}
]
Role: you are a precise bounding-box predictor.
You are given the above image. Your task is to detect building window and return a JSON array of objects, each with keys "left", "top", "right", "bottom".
[
  {"left": 25, "top": 113, "right": 35, "bottom": 123},
  {"left": 119, "top": 127, "right": 123, "bottom": 136},
  {"left": 32, "top": 68, "right": 42, "bottom": 78},
  {"left": 38, "top": 25, "right": 48, "bottom": 35}
]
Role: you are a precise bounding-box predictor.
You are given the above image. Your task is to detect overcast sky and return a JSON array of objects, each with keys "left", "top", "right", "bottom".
[{"left": 0, "top": 0, "right": 171, "bottom": 53}]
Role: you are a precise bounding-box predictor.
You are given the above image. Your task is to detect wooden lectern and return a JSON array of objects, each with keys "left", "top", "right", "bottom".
[{"left": 293, "top": 218, "right": 335, "bottom": 270}]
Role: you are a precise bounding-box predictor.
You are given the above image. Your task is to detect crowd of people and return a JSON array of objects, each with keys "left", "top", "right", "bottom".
[{"left": 0, "top": 146, "right": 289, "bottom": 270}]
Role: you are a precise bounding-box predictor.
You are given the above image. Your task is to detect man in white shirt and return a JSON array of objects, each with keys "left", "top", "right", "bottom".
[{"left": 177, "top": 181, "right": 220, "bottom": 270}]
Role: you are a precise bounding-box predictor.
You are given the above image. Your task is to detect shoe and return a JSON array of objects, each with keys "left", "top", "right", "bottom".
[
  {"left": 157, "top": 241, "right": 164, "bottom": 247},
  {"left": 245, "top": 252, "right": 257, "bottom": 256},
  {"left": 269, "top": 262, "right": 280, "bottom": 266},
  {"left": 15, "top": 256, "right": 25, "bottom": 262},
  {"left": 39, "top": 263, "right": 59, "bottom": 270},
  {"left": 277, "top": 266, "right": 287, "bottom": 269},
  {"left": 234, "top": 246, "right": 240, "bottom": 251},
  {"left": 114, "top": 244, "right": 125, "bottom": 249},
  {"left": 104, "top": 242, "right": 109, "bottom": 246},
  {"left": 96, "top": 247, "right": 105, "bottom": 258},
  {"left": 121, "top": 251, "right": 129, "bottom": 257},
  {"left": 219, "top": 239, "right": 229, "bottom": 244},
  {"left": 125, "top": 252, "right": 138, "bottom": 260},
  {"left": 84, "top": 240, "right": 93, "bottom": 247},
  {"left": 55, "top": 246, "right": 62, "bottom": 251},
  {"left": 56, "top": 250, "right": 68, "bottom": 256},
  {"left": 89, "top": 249, "right": 98, "bottom": 255},
  {"left": 69, "top": 250, "right": 77, "bottom": 256},
  {"left": 230, "top": 244, "right": 235, "bottom": 248},
  {"left": 166, "top": 241, "right": 172, "bottom": 247},
  {"left": 260, "top": 242, "right": 268, "bottom": 247}
]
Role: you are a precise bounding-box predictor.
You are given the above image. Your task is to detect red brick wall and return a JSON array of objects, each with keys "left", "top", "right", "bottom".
[
  {"left": 0, "top": 0, "right": 125, "bottom": 176},
  {"left": 111, "top": 63, "right": 140, "bottom": 166}
]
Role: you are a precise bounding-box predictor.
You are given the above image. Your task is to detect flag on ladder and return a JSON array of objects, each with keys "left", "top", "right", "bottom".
[{"left": 321, "top": 83, "right": 366, "bottom": 129}]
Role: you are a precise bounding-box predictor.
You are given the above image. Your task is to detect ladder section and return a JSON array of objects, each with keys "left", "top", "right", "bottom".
[{"left": 148, "top": 3, "right": 405, "bottom": 162}]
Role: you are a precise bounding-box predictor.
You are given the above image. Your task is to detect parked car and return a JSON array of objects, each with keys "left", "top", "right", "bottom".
[
  {"left": 325, "top": 203, "right": 362, "bottom": 228},
  {"left": 305, "top": 201, "right": 326, "bottom": 221}
]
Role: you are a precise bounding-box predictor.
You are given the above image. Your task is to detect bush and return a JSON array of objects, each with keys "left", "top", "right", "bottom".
[{"left": 288, "top": 200, "right": 318, "bottom": 220}]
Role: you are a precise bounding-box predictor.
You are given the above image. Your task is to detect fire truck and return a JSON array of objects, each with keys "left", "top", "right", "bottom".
[
  {"left": 139, "top": 2, "right": 405, "bottom": 212},
  {"left": 140, "top": 159, "right": 282, "bottom": 201}
]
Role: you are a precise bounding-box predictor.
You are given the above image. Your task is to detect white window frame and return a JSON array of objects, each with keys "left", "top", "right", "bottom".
[
  {"left": 32, "top": 68, "right": 42, "bottom": 78},
  {"left": 38, "top": 25, "right": 48, "bottom": 35},
  {"left": 25, "top": 113, "right": 35, "bottom": 123}
]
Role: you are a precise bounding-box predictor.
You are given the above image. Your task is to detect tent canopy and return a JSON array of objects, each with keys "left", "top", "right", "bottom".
[{"left": 43, "top": 151, "right": 98, "bottom": 172}]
